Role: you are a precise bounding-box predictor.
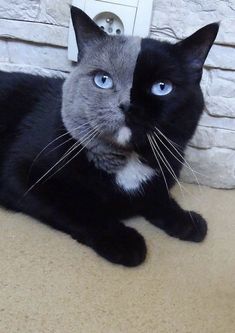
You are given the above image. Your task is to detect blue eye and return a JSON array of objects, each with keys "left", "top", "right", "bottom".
[
  {"left": 151, "top": 80, "right": 173, "bottom": 96},
  {"left": 94, "top": 72, "right": 113, "bottom": 89}
]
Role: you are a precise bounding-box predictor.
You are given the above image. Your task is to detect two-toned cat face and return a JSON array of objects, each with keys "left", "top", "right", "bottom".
[{"left": 62, "top": 7, "right": 219, "bottom": 150}]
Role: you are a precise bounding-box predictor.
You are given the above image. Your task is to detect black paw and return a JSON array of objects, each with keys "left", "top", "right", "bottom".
[
  {"left": 93, "top": 225, "right": 147, "bottom": 267},
  {"left": 166, "top": 211, "right": 207, "bottom": 243}
]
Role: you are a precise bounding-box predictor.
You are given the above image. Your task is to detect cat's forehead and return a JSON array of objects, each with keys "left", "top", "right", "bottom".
[{"left": 81, "top": 36, "right": 142, "bottom": 81}]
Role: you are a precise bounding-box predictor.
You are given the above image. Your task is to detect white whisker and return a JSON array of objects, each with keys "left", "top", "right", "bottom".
[
  {"left": 45, "top": 136, "right": 75, "bottom": 156},
  {"left": 50, "top": 126, "right": 98, "bottom": 166},
  {"left": 23, "top": 126, "right": 99, "bottom": 197},
  {"left": 155, "top": 127, "right": 205, "bottom": 177},
  {"left": 154, "top": 128, "right": 205, "bottom": 196},
  {"left": 29, "top": 121, "right": 91, "bottom": 172},
  {"left": 44, "top": 128, "right": 101, "bottom": 182},
  {"left": 147, "top": 134, "right": 169, "bottom": 196},
  {"left": 153, "top": 131, "right": 202, "bottom": 187},
  {"left": 150, "top": 134, "right": 190, "bottom": 197}
]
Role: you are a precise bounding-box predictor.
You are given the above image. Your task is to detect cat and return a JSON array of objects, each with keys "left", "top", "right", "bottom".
[{"left": 0, "top": 7, "right": 219, "bottom": 266}]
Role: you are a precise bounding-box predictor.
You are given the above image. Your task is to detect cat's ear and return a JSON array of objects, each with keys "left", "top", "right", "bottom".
[
  {"left": 176, "top": 23, "right": 219, "bottom": 71},
  {"left": 71, "top": 6, "right": 107, "bottom": 54}
]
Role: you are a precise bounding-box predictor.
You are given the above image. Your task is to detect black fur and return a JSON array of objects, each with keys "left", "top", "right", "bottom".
[{"left": 0, "top": 10, "right": 219, "bottom": 266}]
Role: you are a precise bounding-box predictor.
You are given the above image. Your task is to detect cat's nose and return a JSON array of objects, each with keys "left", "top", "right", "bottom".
[{"left": 119, "top": 102, "right": 130, "bottom": 113}]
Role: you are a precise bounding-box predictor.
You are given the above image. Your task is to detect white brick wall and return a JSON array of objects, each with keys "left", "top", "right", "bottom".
[
  {"left": 0, "top": 0, "right": 72, "bottom": 74},
  {"left": 0, "top": 0, "right": 234, "bottom": 188}
]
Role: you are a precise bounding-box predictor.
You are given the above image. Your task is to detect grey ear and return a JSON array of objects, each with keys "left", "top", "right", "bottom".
[
  {"left": 176, "top": 23, "right": 219, "bottom": 70},
  {"left": 71, "top": 6, "right": 107, "bottom": 54}
]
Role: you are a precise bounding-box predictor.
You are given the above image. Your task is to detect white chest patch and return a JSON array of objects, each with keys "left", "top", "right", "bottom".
[{"left": 116, "top": 153, "right": 156, "bottom": 193}]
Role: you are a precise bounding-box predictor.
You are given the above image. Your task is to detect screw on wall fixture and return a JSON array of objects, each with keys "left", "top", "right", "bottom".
[
  {"left": 68, "top": 0, "right": 154, "bottom": 61},
  {"left": 106, "top": 18, "right": 114, "bottom": 24}
]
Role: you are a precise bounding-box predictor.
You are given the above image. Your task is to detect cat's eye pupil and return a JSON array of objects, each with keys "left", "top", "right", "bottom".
[
  {"left": 160, "top": 83, "right": 165, "bottom": 90},
  {"left": 102, "top": 76, "right": 107, "bottom": 84}
]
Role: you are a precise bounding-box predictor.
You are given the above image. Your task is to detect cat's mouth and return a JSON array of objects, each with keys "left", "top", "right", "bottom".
[{"left": 99, "top": 126, "right": 133, "bottom": 152}]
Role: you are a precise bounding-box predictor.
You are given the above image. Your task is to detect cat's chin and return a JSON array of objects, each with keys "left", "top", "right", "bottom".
[
  {"left": 110, "top": 139, "right": 133, "bottom": 152},
  {"left": 97, "top": 126, "right": 134, "bottom": 152},
  {"left": 115, "top": 126, "right": 132, "bottom": 146},
  {"left": 100, "top": 135, "right": 133, "bottom": 153}
]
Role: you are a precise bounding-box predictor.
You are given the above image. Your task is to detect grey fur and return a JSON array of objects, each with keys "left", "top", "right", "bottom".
[
  {"left": 86, "top": 138, "right": 131, "bottom": 174},
  {"left": 61, "top": 35, "right": 141, "bottom": 173}
]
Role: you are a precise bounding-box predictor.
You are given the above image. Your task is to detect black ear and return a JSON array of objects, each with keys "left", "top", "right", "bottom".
[
  {"left": 176, "top": 23, "right": 219, "bottom": 71},
  {"left": 71, "top": 6, "right": 106, "bottom": 53}
]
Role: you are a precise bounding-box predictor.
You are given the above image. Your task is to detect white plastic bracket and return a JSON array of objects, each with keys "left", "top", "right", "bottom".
[{"left": 68, "top": 0, "right": 154, "bottom": 61}]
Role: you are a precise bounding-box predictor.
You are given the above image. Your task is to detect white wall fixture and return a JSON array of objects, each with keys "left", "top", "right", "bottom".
[{"left": 68, "top": 0, "right": 154, "bottom": 61}]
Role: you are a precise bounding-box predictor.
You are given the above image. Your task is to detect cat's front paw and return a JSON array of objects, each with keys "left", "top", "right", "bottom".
[
  {"left": 93, "top": 225, "right": 147, "bottom": 267},
  {"left": 184, "top": 211, "right": 207, "bottom": 242},
  {"left": 167, "top": 211, "right": 207, "bottom": 243}
]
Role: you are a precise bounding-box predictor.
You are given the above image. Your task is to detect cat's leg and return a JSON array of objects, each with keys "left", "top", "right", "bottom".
[
  {"left": 70, "top": 216, "right": 147, "bottom": 267},
  {"left": 142, "top": 196, "right": 207, "bottom": 242},
  {"left": 1, "top": 172, "right": 146, "bottom": 266},
  {"left": 13, "top": 192, "right": 146, "bottom": 267}
]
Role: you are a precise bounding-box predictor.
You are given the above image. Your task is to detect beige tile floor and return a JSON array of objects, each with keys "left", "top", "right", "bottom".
[{"left": 0, "top": 183, "right": 234, "bottom": 333}]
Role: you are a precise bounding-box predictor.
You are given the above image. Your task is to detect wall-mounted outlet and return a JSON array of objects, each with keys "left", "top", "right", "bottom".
[
  {"left": 94, "top": 12, "right": 124, "bottom": 35},
  {"left": 68, "top": 0, "right": 154, "bottom": 61}
]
